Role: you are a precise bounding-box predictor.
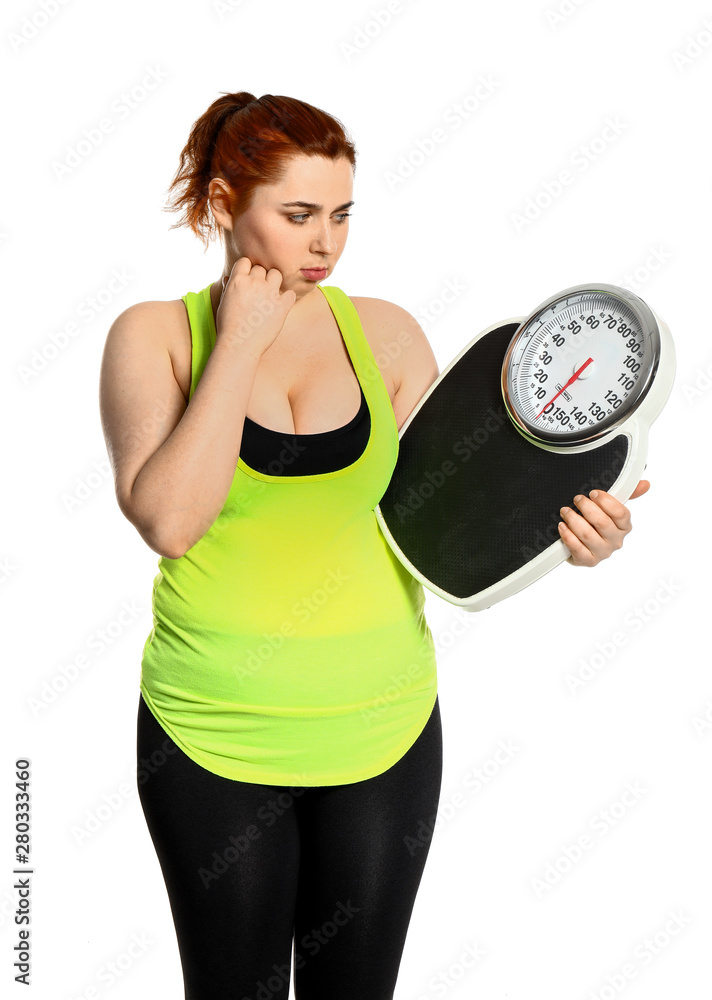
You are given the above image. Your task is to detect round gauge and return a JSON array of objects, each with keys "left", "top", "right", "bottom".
[{"left": 501, "top": 283, "right": 661, "bottom": 447}]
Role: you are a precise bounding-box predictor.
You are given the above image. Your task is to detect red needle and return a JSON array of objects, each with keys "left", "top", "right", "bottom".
[{"left": 536, "top": 357, "right": 594, "bottom": 419}]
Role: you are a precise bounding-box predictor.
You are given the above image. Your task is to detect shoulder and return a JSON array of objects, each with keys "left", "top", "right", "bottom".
[
  {"left": 349, "top": 295, "right": 425, "bottom": 342},
  {"left": 348, "top": 296, "right": 439, "bottom": 393},
  {"left": 108, "top": 297, "right": 186, "bottom": 336},
  {"left": 107, "top": 297, "right": 190, "bottom": 352},
  {"left": 104, "top": 298, "right": 191, "bottom": 399},
  {"left": 348, "top": 296, "right": 440, "bottom": 431}
]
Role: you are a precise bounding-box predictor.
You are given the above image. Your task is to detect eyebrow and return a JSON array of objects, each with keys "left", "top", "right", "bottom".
[{"left": 281, "top": 200, "right": 355, "bottom": 211}]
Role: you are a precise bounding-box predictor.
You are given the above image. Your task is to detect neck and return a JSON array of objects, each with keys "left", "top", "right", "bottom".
[{"left": 209, "top": 276, "right": 325, "bottom": 340}]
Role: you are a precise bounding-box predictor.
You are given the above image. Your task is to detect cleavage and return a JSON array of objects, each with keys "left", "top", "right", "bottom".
[{"left": 245, "top": 357, "right": 362, "bottom": 435}]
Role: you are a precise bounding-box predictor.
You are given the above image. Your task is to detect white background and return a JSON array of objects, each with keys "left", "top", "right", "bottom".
[{"left": 3, "top": 0, "right": 710, "bottom": 998}]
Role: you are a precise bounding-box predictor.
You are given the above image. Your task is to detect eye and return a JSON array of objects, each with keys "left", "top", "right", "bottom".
[{"left": 288, "top": 213, "right": 352, "bottom": 225}]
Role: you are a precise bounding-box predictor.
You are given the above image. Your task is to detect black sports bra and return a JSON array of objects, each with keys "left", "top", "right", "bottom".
[{"left": 240, "top": 384, "right": 371, "bottom": 476}]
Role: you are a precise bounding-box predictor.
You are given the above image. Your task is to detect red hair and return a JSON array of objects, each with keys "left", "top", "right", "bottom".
[{"left": 163, "top": 91, "right": 358, "bottom": 250}]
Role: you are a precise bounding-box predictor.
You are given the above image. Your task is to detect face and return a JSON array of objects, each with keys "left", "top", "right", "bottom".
[{"left": 212, "top": 153, "right": 354, "bottom": 302}]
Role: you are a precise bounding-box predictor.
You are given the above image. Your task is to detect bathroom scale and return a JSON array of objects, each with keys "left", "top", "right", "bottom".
[{"left": 375, "top": 282, "right": 675, "bottom": 612}]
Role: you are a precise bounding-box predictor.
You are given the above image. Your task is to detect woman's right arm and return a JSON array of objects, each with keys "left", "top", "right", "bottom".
[
  {"left": 99, "top": 257, "right": 296, "bottom": 559},
  {"left": 100, "top": 261, "right": 296, "bottom": 558},
  {"left": 99, "top": 301, "right": 262, "bottom": 559}
]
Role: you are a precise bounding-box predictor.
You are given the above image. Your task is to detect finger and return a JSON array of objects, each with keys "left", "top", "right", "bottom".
[
  {"left": 629, "top": 479, "right": 651, "bottom": 500},
  {"left": 560, "top": 503, "right": 619, "bottom": 559},
  {"left": 579, "top": 490, "right": 632, "bottom": 532},
  {"left": 572, "top": 494, "right": 629, "bottom": 541},
  {"left": 558, "top": 517, "right": 597, "bottom": 567}
]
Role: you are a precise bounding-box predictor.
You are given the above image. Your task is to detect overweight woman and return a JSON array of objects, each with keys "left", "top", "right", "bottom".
[{"left": 99, "top": 91, "right": 648, "bottom": 999}]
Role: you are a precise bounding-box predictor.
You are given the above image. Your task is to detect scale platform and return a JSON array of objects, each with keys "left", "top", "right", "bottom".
[{"left": 375, "top": 301, "right": 672, "bottom": 612}]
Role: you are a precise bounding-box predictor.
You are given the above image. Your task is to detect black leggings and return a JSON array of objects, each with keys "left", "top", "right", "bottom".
[{"left": 136, "top": 693, "right": 443, "bottom": 1000}]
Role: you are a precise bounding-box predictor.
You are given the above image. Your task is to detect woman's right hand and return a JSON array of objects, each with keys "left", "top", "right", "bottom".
[{"left": 216, "top": 257, "right": 297, "bottom": 359}]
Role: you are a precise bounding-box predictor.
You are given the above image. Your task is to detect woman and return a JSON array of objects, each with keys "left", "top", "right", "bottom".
[{"left": 99, "top": 92, "right": 648, "bottom": 999}]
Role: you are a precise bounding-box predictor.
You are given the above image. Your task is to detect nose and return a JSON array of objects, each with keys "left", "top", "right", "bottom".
[{"left": 310, "top": 219, "right": 338, "bottom": 255}]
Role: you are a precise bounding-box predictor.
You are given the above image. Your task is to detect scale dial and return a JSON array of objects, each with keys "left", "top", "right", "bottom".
[{"left": 501, "top": 284, "right": 661, "bottom": 447}]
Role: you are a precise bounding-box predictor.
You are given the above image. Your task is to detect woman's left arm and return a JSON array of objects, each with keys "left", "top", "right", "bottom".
[{"left": 558, "top": 480, "right": 651, "bottom": 567}]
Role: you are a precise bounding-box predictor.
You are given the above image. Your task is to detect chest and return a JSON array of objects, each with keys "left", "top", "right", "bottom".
[{"left": 168, "top": 297, "right": 397, "bottom": 435}]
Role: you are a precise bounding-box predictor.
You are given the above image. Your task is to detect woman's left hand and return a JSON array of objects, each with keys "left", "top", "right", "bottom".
[{"left": 559, "top": 480, "right": 651, "bottom": 567}]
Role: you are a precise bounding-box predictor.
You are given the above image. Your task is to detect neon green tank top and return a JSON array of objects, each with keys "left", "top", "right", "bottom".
[{"left": 139, "top": 282, "right": 438, "bottom": 785}]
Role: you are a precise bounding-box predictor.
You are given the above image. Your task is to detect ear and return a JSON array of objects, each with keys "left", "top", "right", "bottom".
[{"left": 208, "top": 178, "right": 234, "bottom": 232}]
